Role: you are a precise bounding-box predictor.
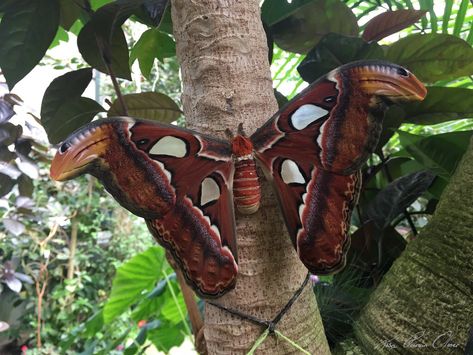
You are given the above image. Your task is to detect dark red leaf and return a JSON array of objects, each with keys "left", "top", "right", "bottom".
[{"left": 362, "top": 10, "right": 427, "bottom": 42}]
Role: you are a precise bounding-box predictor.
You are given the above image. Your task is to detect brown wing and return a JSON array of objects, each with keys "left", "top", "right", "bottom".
[
  {"left": 251, "top": 61, "right": 425, "bottom": 274},
  {"left": 51, "top": 117, "right": 238, "bottom": 297}
]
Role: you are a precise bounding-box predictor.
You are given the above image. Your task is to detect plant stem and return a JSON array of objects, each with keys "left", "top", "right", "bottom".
[
  {"left": 35, "top": 262, "right": 48, "bottom": 348},
  {"left": 67, "top": 218, "right": 79, "bottom": 280},
  {"left": 105, "top": 61, "right": 129, "bottom": 116}
]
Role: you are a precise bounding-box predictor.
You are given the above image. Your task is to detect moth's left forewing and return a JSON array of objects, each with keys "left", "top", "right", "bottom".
[{"left": 128, "top": 121, "right": 239, "bottom": 297}]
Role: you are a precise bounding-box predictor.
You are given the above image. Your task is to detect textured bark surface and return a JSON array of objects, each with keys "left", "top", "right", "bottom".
[
  {"left": 171, "top": 1, "right": 330, "bottom": 354},
  {"left": 354, "top": 138, "right": 473, "bottom": 354}
]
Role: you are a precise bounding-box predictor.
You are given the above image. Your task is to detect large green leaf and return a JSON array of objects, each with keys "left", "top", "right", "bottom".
[
  {"left": 298, "top": 33, "right": 384, "bottom": 83},
  {"left": 47, "top": 97, "right": 105, "bottom": 144},
  {"left": 59, "top": 0, "right": 82, "bottom": 30},
  {"left": 362, "top": 10, "right": 426, "bottom": 42},
  {"left": 269, "top": 0, "right": 358, "bottom": 54},
  {"left": 403, "top": 87, "right": 473, "bottom": 125},
  {"left": 130, "top": 273, "right": 176, "bottom": 322},
  {"left": 148, "top": 322, "right": 185, "bottom": 352},
  {"left": 397, "top": 130, "right": 473, "bottom": 180},
  {"left": 41, "top": 68, "right": 93, "bottom": 123},
  {"left": 375, "top": 105, "right": 406, "bottom": 153},
  {"left": 78, "top": 25, "right": 131, "bottom": 80},
  {"left": 103, "top": 246, "right": 164, "bottom": 323},
  {"left": 41, "top": 68, "right": 105, "bottom": 144},
  {"left": 261, "top": 0, "right": 314, "bottom": 26},
  {"left": 108, "top": 92, "right": 182, "bottom": 122},
  {"left": 161, "top": 290, "right": 186, "bottom": 325},
  {"left": 77, "top": 3, "right": 133, "bottom": 80},
  {"left": 365, "top": 170, "right": 435, "bottom": 230},
  {"left": 0, "top": 0, "right": 17, "bottom": 12},
  {"left": 386, "top": 34, "right": 473, "bottom": 82},
  {"left": 0, "top": 0, "right": 60, "bottom": 89},
  {"left": 130, "top": 28, "right": 176, "bottom": 79}
]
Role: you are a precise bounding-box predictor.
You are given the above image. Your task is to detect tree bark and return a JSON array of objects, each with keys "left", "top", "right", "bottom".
[
  {"left": 354, "top": 138, "right": 473, "bottom": 354},
  {"left": 170, "top": 1, "right": 330, "bottom": 353}
]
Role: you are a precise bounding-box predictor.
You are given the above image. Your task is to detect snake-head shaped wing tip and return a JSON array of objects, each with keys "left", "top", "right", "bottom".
[
  {"left": 50, "top": 117, "right": 132, "bottom": 181},
  {"left": 331, "top": 60, "right": 427, "bottom": 103}
]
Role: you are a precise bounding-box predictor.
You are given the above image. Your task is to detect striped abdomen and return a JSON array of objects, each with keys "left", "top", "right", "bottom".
[{"left": 233, "top": 158, "right": 261, "bottom": 214}]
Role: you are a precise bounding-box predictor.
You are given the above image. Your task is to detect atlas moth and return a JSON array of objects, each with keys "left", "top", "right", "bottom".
[{"left": 50, "top": 60, "right": 426, "bottom": 297}]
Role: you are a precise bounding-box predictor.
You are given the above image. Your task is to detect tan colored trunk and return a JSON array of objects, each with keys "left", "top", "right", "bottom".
[
  {"left": 170, "top": 0, "right": 330, "bottom": 353},
  {"left": 354, "top": 138, "right": 473, "bottom": 354}
]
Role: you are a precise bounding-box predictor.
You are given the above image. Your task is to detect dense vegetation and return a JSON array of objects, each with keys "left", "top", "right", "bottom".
[{"left": 0, "top": 0, "right": 472, "bottom": 353}]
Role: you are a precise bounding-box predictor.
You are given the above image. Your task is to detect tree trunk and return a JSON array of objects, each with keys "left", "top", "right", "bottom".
[
  {"left": 354, "top": 138, "right": 473, "bottom": 354},
  {"left": 170, "top": 1, "right": 330, "bottom": 353}
]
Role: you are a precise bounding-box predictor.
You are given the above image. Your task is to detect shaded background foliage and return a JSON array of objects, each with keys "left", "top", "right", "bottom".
[{"left": 0, "top": 0, "right": 472, "bottom": 353}]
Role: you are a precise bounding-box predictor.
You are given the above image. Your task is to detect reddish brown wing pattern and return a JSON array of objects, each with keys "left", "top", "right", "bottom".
[
  {"left": 251, "top": 61, "right": 426, "bottom": 275},
  {"left": 296, "top": 169, "right": 361, "bottom": 274},
  {"left": 50, "top": 117, "right": 238, "bottom": 297},
  {"left": 129, "top": 121, "right": 238, "bottom": 297}
]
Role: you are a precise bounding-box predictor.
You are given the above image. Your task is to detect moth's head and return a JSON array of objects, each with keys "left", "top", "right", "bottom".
[
  {"left": 50, "top": 120, "right": 120, "bottom": 181},
  {"left": 330, "top": 61, "right": 427, "bottom": 103}
]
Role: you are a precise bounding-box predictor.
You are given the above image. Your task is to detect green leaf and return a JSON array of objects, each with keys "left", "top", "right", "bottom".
[
  {"left": 453, "top": 0, "right": 469, "bottom": 37},
  {"left": 103, "top": 246, "right": 165, "bottom": 323},
  {"left": 124, "top": 320, "right": 161, "bottom": 355},
  {"left": 0, "top": 147, "right": 16, "bottom": 162},
  {"left": 366, "top": 170, "right": 435, "bottom": 230},
  {"left": 108, "top": 92, "right": 181, "bottom": 122},
  {"left": 148, "top": 322, "right": 185, "bottom": 352},
  {"left": 386, "top": 34, "right": 473, "bottom": 82},
  {"left": 18, "top": 174, "right": 34, "bottom": 197},
  {"left": 91, "top": 0, "right": 115, "bottom": 11},
  {"left": 130, "top": 29, "right": 176, "bottom": 79},
  {"left": 41, "top": 68, "right": 105, "bottom": 144},
  {"left": 0, "top": 173, "right": 15, "bottom": 198},
  {"left": 269, "top": 0, "right": 358, "bottom": 54},
  {"left": 156, "top": 5, "right": 173, "bottom": 34},
  {"left": 0, "top": 0, "right": 17, "bottom": 12},
  {"left": 403, "top": 87, "right": 473, "bottom": 125},
  {"left": 78, "top": 24, "right": 132, "bottom": 80},
  {"left": 83, "top": 311, "right": 104, "bottom": 337},
  {"left": 131, "top": 296, "right": 164, "bottom": 323},
  {"left": 0, "top": 0, "right": 60, "bottom": 89},
  {"left": 161, "top": 290, "right": 186, "bottom": 324},
  {"left": 41, "top": 68, "right": 93, "bottom": 124},
  {"left": 441, "top": 0, "right": 454, "bottom": 34},
  {"left": 132, "top": 0, "right": 169, "bottom": 28},
  {"left": 297, "top": 33, "right": 384, "bottom": 83},
  {"left": 59, "top": 0, "right": 82, "bottom": 30},
  {"left": 77, "top": 3, "right": 134, "bottom": 80},
  {"left": 397, "top": 130, "right": 473, "bottom": 180},
  {"left": 375, "top": 105, "right": 406, "bottom": 153},
  {"left": 362, "top": 9, "right": 426, "bottom": 42},
  {"left": 46, "top": 97, "right": 105, "bottom": 144},
  {"left": 49, "top": 27, "right": 70, "bottom": 49},
  {"left": 261, "top": 0, "right": 314, "bottom": 26},
  {"left": 0, "top": 123, "right": 22, "bottom": 146}
]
